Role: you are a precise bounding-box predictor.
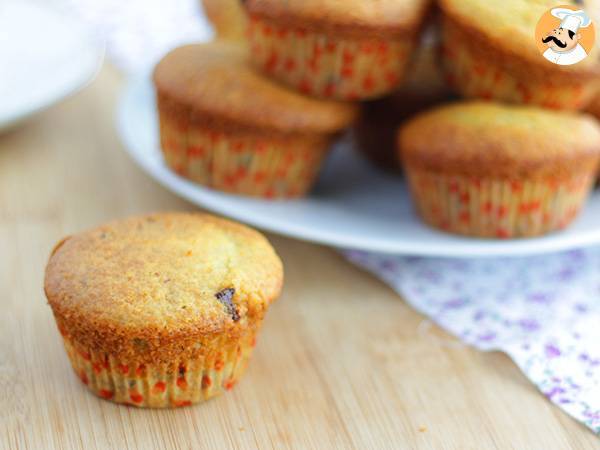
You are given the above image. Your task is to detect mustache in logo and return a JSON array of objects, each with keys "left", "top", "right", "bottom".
[{"left": 542, "top": 35, "right": 567, "bottom": 48}]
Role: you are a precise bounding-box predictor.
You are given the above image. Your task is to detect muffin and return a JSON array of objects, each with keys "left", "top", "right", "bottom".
[
  {"left": 399, "top": 102, "right": 600, "bottom": 238},
  {"left": 244, "top": 0, "right": 432, "bottom": 100},
  {"left": 201, "top": 0, "right": 247, "bottom": 41},
  {"left": 439, "top": 0, "right": 600, "bottom": 110},
  {"left": 154, "top": 42, "right": 357, "bottom": 198},
  {"left": 44, "top": 213, "right": 283, "bottom": 407},
  {"left": 354, "top": 19, "right": 453, "bottom": 172}
]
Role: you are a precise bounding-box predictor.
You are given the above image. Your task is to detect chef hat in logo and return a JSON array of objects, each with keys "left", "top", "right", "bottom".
[{"left": 551, "top": 8, "right": 592, "bottom": 33}]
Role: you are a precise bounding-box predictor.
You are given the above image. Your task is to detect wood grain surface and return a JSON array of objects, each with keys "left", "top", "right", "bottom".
[{"left": 0, "top": 66, "right": 597, "bottom": 450}]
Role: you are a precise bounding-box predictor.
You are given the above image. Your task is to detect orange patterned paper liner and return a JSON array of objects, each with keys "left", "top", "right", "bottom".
[
  {"left": 60, "top": 331, "right": 258, "bottom": 408},
  {"left": 406, "top": 169, "right": 595, "bottom": 238},
  {"left": 442, "top": 20, "right": 599, "bottom": 110},
  {"left": 159, "top": 113, "right": 330, "bottom": 198},
  {"left": 247, "top": 15, "right": 415, "bottom": 100}
]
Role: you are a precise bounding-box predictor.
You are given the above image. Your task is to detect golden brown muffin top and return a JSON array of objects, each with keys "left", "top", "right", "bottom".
[
  {"left": 246, "top": 0, "right": 432, "bottom": 37},
  {"left": 45, "top": 213, "right": 283, "bottom": 361},
  {"left": 399, "top": 102, "right": 600, "bottom": 179},
  {"left": 440, "top": 0, "right": 600, "bottom": 75},
  {"left": 153, "top": 43, "right": 357, "bottom": 135},
  {"left": 202, "top": 0, "right": 247, "bottom": 41}
]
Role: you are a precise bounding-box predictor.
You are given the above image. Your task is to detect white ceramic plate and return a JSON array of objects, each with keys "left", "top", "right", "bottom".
[
  {"left": 117, "top": 76, "right": 600, "bottom": 257},
  {"left": 0, "top": 2, "right": 104, "bottom": 131}
]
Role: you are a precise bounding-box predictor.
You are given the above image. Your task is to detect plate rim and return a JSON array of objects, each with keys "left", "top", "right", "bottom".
[{"left": 0, "top": 2, "right": 105, "bottom": 131}]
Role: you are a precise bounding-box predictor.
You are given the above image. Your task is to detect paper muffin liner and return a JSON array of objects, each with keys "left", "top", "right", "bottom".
[
  {"left": 247, "top": 15, "right": 415, "bottom": 100},
  {"left": 58, "top": 327, "right": 258, "bottom": 408},
  {"left": 158, "top": 108, "right": 331, "bottom": 198},
  {"left": 442, "top": 20, "right": 599, "bottom": 110},
  {"left": 405, "top": 168, "right": 595, "bottom": 238}
]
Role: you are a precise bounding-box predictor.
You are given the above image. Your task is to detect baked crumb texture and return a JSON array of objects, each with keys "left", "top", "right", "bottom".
[
  {"left": 399, "top": 102, "right": 600, "bottom": 238},
  {"left": 45, "top": 213, "right": 283, "bottom": 407}
]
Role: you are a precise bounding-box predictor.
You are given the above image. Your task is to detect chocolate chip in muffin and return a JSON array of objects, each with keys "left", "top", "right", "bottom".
[
  {"left": 132, "top": 338, "right": 148, "bottom": 352},
  {"left": 215, "top": 288, "right": 240, "bottom": 322}
]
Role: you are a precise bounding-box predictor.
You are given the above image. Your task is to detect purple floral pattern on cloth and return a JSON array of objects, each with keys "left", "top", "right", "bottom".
[{"left": 346, "top": 249, "right": 600, "bottom": 433}]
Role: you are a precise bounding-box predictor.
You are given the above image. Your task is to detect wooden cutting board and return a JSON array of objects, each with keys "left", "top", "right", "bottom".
[{"left": 0, "top": 66, "right": 596, "bottom": 450}]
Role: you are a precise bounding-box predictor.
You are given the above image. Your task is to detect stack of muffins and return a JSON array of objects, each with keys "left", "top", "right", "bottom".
[{"left": 155, "top": 0, "right": 600, "bottom": 239}]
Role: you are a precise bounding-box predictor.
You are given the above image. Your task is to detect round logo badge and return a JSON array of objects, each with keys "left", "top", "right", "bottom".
[{"left": 535, "top": 5, "right": 595, "bottom": 66}]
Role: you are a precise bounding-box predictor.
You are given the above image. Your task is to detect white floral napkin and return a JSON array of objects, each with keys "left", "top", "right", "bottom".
[
  {"left": 346, "top": 249, "right": 600, "bottom": 433},
  {"left": 44, "top": 0, "right": 600, "bottom": 433}
]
